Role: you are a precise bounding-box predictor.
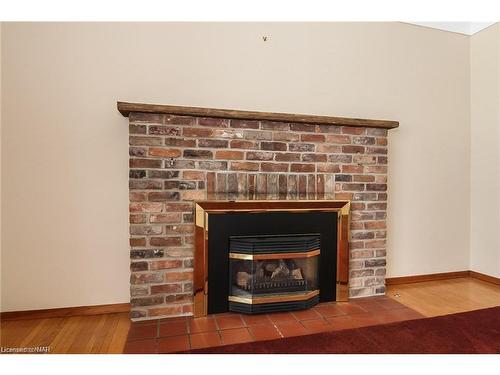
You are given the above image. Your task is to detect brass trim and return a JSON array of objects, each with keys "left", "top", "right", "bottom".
[
  {"left": 193, "top": 200, "right": 350, "bottom": 317},
  {"left": 228, "top": 290, "right": 320, "bottom": 305},
  {"left": 336, "top": 201, "right": 350, "bottom": 302},
  {"left": 229, "top": 249, "right": 320, "bottom": 261},
  {"left": 193, "top": 204, "right": 209, "bottom": 317}
]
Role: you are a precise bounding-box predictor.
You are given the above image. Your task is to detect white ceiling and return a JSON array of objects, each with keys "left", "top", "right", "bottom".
[{"left": 408, "top": 22, "right": 497, "bottom": 35}]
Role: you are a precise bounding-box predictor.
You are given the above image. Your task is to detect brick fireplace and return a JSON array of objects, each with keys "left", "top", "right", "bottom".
[{"left": 118, "top": 102, "right": 398, "bottom": 320}]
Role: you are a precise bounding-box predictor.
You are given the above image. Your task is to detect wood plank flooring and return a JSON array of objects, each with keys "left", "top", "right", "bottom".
[
  {"left": 0, "top": 312, "right": 130, "bottom": 354},
  {"left": 387, "top": 277, "right": 500, "bottom": 317},
  {"left": 1, "top": 277, "right": 499, "bottom": 354}
]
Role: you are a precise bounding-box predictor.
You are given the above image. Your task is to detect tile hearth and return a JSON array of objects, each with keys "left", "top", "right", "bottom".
[{"left": 123, "top": 296, "right": 423, "bottom": 353}]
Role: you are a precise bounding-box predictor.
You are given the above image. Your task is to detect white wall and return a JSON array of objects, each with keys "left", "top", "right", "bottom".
[
  {"left": 470, "top": 24, "right": 500, "bottom": 278},
  {"left": 1, "top": 22, "right": 471, "bottom": 311}
]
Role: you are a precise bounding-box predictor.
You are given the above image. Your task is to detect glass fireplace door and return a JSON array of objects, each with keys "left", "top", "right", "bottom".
[{"left": 228, "top": 234, "right": 320, "bottom": 313}]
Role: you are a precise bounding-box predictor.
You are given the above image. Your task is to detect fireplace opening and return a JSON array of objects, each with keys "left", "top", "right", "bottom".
[
  {"left": 228, "top": 234, "right": 320, "bottom": 313},
  {"left": 194, "top": 203, "right": 350, "bottom": 316}
]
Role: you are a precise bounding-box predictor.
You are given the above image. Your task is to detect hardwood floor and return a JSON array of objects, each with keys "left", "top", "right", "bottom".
[
  {"left": 0, "top": 312, "right": 130, "bottom": 354},
  {"left": 387, "top": 277, "right": 500, "bottom": 317},
  {"left": 1, "top": 277, "right": 499, "bottom": 354}
]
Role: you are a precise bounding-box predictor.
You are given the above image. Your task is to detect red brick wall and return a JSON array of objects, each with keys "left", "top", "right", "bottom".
[{"left": 128, "top": 112, "right": 388, "bottom": 320}]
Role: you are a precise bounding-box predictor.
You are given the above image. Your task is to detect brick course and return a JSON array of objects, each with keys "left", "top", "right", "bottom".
[{"left": 127, "top": 113, "right": 389, "bottom": 320}]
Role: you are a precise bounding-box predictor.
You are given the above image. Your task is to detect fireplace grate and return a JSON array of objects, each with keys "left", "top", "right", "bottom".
[{"left": 238, "top": 278, "right": 306, "bottom": 293}]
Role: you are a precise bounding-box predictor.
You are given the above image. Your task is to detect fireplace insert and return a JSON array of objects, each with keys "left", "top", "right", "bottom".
[
  {"left": 199, "top": 208, "right": 343, "bottom": 315},
  {"left": 228, "top": 234, "right": 320, "bottom": 313}
]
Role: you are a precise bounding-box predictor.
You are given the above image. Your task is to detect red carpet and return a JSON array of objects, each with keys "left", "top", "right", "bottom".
[{"left": 186, "top": 306, "right": 500, "bottom": 354}]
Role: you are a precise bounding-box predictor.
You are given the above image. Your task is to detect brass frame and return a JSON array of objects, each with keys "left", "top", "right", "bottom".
[
  {"left": 228, "top": 249, "right": 320, "bottom": 261},
  {"left": 193, "top": 200, "right": 350, "bottom": 317},
  {"left": 228, "top": 290, "right": 320, "bottom": 305}
]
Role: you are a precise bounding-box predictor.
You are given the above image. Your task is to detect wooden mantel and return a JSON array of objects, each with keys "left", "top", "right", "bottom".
[{"left": 117, "top": 101, "right": 399, "bottom": 129}]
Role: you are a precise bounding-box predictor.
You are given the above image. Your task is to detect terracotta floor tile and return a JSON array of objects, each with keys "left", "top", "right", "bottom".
[
  {"left": 300, "top": 318, "right": 332, "bottom": 334},
  {"left": 335, "top": 302, "right": 368, "bottom": 315},
  {"left": 351, "top": 301, "right": 386, "bottom": 313},
  {"left": 157, "top": 316, "right": 188, "bottom": 323},
  {"left": 159, "top": 320, "right": 188, "bottom": 337},
  {"left": 157, "top": 335, "right": 190, "bottom": 353},
  {"left": 214, "top": 312, "right": 239, "bottom": 317},
  {"left": 375, "top": 310, "right": 404, "bottom": 324},
  {"left": 247, "top": 324, "right": 282, "bottom": 341},
  {"left": 241, "top": 314, "right": 272, "bottom": 326},
  {"left": 376, "top": 298, "right": 407, "bottom": 310},
  {"left": 189, "top": 331, "right": 222, "bottom": 349},
  {"left": 292, "top": 308, "right": 321, "bottom": 321},
  {"left": 127, "top": 324, "right": 158, "bottom": 341},
  {"left": 355, "top": 295, "right": 388, "bottom": 303},
  {"left": 215, "top": 314, "right": 246, "bottom": 330},
  {"left": 274, "top": 320, "right": 309, "bottom": 338},
  {"left": 188, "top": 316, "right": 218, "bottom": 333},
  {"left": 377, "top": 308, "right": 424, "bottom": 324},
  {"left": 219, "top": 327, "right": 254, "bottom": 345},
  {"left": 326, "top": 315, "right": 358, "bottom": 331},
  {"left": 314, "top": 304, "right": 346, "bottom": 318},
  {"left": 349, "top": 312, "right": 383, "bottom": 328},
  {"left": 123, "top": 338, "right": 157, "bottom": 354},
  {"left": 267, "top": 311, "right": 297, "bottom": 323}
]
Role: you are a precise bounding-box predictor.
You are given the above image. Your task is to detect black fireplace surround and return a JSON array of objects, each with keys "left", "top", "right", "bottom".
[{"left": 207, "top": 211, "right": 338, "bottom": 314}]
